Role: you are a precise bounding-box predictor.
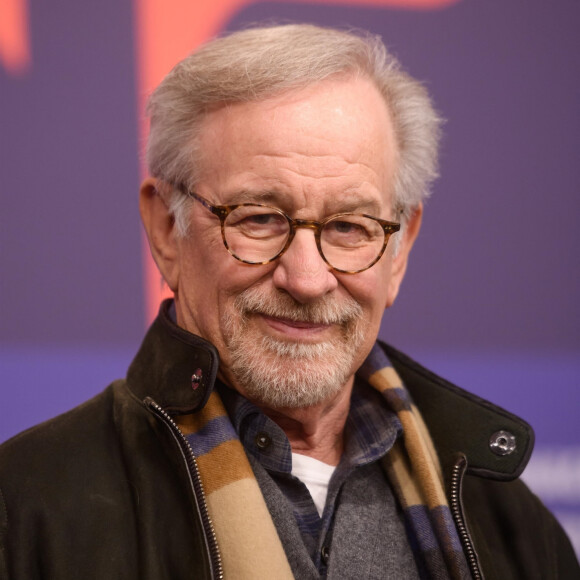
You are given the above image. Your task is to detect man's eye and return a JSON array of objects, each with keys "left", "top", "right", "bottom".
[
  {"left": 323, "top": 218, "right": 380, "bottom": 248},
  {"left": 229, "top": 211, "right": 288, "bottom": 238},
  {"left": 331, "top": 221, "right": 360, "bottom": 234},
  {"left": 328, "top": 220, "right": 368, "bottom": 238},
  {"left": 246, "top": 213, "right": 283, "bottom": 226}
]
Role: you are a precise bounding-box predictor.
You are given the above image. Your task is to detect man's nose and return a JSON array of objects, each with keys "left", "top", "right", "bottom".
[{"left": 271, "top": 228, "right": 338, "bottom": 303}]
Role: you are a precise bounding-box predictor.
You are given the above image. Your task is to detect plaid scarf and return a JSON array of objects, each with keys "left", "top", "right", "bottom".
[{"left": 180, "top": 343, "right": 471, "bottom": 579}]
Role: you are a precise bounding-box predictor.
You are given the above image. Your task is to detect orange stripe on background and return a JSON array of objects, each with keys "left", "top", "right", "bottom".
[
  {"left": 134, "top": 0, "right": 248, "bottom": 323},
  {"left": 135, "top": 0, "right": 461, "bottom": 324},
  {"left": 0, "top": 0, "right": 31, "bottom": 74}
]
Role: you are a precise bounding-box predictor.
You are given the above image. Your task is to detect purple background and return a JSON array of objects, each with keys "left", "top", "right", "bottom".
[{"left": 1, "top": 0, "right": 579, "bottom": 553}]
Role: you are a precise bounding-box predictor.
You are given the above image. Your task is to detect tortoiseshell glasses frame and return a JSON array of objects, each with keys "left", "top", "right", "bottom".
[{"left": 184, "top": 189, "right": 400, "bottom": 274}]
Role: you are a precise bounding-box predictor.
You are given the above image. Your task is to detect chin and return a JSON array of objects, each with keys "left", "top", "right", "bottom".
[{"left": 226, "top": 333, "right": 362, "bottom": 409}]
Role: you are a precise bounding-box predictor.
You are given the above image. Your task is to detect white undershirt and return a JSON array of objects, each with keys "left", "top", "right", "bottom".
[{"left": 291, "top": 452, "right": 337, "bottom": 517}]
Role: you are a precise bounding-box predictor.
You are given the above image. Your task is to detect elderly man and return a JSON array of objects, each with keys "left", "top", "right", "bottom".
[{"left": 0, "top": 24, "right": 578, "bottom": 580}]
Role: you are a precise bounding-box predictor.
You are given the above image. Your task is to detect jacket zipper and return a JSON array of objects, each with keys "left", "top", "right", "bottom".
[
  {"left": 450, "top": 455, "right": 483, "bottom": 580},
  {"left": 145, "top": 397, "right": 224, "bottom": 580}
]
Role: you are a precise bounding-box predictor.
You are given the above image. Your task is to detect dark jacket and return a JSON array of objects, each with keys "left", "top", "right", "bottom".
[{"left": 1, "top": 301, "right": 578, "bottom": 579}]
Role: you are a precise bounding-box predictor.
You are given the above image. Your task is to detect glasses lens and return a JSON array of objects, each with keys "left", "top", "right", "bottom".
[
  {"left": 224, "top": 205, "right": 290, "bottom": 263},
  {"left": 321, "top": 215, "right": 385, "bottom": 272}
]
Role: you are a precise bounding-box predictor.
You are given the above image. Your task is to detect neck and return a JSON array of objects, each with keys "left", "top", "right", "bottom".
[{"left": 257, "top": 379, "right": 354, "bottom": 466}]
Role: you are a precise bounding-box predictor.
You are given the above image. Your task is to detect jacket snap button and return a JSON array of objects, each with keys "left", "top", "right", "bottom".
[
  {"left": 321, "top": 545, "right": 330, "bottom": 565},
  {"left": 191, "top": 368, "right": 203, "bottom": 390},
  {"left": 489, "top": 430, "right": 516, "bottom": 456},
  {"left": 255, "top": 432, "right": 271, "bottom": 450}
]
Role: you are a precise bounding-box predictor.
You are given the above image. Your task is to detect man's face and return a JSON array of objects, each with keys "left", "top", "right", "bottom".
[{"left": 157, "top": 76, "right": 410, "bottom": 408}]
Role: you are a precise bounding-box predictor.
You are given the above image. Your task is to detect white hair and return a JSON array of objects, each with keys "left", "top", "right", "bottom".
[{"left": 146, "top": 24, "right": 443, "bottom": 238}]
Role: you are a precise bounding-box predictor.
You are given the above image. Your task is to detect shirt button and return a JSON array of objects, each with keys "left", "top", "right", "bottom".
[
  {"left": 321, "top": 545, "right": 330, "bottom": 565},
  {"left": 255, "top": 432, "right": 271, "bottom": 450}
]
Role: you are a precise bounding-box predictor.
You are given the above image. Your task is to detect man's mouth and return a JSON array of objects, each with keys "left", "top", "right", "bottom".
[{"left": 257, "top": 313, "right": 334, "bottom": 338}]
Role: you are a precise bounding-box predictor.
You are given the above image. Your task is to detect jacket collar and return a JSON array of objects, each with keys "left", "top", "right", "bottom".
[
  {"left": 126, "top": 300, "right": 219, "bottom": 414},
  {"left": 382, "top": 342, "right": 534, "bottom": 483},
  {"left": 127, "top": 300, "right": 534, "bottom": 481}
]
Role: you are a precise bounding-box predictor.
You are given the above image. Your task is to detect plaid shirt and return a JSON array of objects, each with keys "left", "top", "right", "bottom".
[{"left": 218, "top": 378, "right": 402, "bottom": 574}]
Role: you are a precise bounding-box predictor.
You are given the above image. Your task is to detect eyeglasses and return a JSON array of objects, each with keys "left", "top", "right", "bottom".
[{"left": 186, "top": 190, "right": 400, "bottom": 274}]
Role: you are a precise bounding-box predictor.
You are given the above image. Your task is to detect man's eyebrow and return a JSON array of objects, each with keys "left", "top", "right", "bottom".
[
  {"left": 223, "top": 189, "right": 282, "bottom": 205},
  {"left": 324, "top": 188, "right": 387, "bottom": 216},
  {"left": 223, "top": 188, "right": 386, "bottom": 216},
  {"left": 331, "top": 196, "right": 383, "bottom": 215}
]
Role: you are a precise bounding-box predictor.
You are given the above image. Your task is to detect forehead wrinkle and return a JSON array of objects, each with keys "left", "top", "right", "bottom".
[
  {"left": 238, "top": 152, "right": 391, "bottom": 215},
  {"left": 255, "top": 152, "right": 387, "bottom": 181},
  {"left": 272, "top": 161, "right": 387, "bottom": 208}
]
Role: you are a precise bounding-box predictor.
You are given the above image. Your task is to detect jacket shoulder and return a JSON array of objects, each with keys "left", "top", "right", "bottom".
[
  {"left": 0, "top": 382, "right": 132, "bottom": 506},
  {"left": 378, "top": 342, "right": 579, "bottom": 577},
  {"left": 0, "top": 382, "right": 120, "bottom": 467},
  {"left": 0, "top": 381, "right": 143, "bottom": 579}
]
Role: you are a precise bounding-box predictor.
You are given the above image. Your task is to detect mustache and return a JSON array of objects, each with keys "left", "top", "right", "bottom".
[{"left": 233, "top": 287, "right": 363, "bottom": 326}]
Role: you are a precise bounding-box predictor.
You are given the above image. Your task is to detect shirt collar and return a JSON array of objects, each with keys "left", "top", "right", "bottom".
[{"left": 218, "top": 377, "right": 401, "bottom": 475}]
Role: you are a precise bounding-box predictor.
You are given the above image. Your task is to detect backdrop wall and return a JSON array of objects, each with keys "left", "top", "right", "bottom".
[{"left": 1, "top": 0, "right": 579, "bottom": 554}]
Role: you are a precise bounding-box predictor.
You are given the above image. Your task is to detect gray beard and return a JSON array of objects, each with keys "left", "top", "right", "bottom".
[{"left": 222, "top": 287, "right": 365, "bottom": 408}]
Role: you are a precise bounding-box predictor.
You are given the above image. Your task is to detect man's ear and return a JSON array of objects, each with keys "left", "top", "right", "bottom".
[
  {"left": 139, "top": 178, "right": 180, "bottom": 292},
  {"left": 385, "top": 203, "right": 423, "bottom": 309}
]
